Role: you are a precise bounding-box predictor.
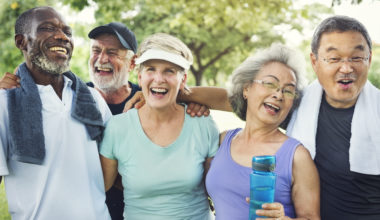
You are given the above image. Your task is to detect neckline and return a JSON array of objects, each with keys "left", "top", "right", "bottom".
[
  {"left": 134, "top": 104, "right": 189, "bottom": 149},
  {"left": 226, "top": 128, "right": 291, "bottom": 169}
]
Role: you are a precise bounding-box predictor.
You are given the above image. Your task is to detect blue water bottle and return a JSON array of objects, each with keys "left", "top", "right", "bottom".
[{"left": 249, "top": 155, "right": 276, "bottom": 219}]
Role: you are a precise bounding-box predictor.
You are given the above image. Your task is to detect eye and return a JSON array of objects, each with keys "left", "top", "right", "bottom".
[
  {"left": 328, "top": 57, "right": 341, "bottom": 63},
  {"left": 262, "top": 81, "right": 277, "bottom": 89},
  {"left": 92, "top": 49, "right": 101, "bottom": 54},
  {"left": 39, "top": 25, "right": 56, "bottom": 32},
  {"left": 283, "top": 88, "right": 296, "bottom": 95},
  {"left": 350, "top": 57, "right": 364, "bottom": 62},
  {"left": 64, "top": 29, "right": 72, "bottom": 37},
  {"left": 165, "top": 68, "right": 176, "bottom": 74},
  {"left": 146, "top": 67, "right": 155, "bottom": 72}
]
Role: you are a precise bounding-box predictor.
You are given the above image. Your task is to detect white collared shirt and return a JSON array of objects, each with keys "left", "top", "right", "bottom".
[{"left": 0, "top": 76, "right": 112, "bottom": 220}]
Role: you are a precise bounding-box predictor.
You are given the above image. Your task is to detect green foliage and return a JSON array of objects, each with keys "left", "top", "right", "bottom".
[
  {"left": 0, "top": 182, "right": 10, "bottom": 220},
  {"left": 86, "top": 0, "right": 330, "bottom": 85},
  {"left": 0, "top": 0, "right": 55, "bottom": 75},
  {"left": 368, "top": 44, "right": 380, "bottom": 88}
]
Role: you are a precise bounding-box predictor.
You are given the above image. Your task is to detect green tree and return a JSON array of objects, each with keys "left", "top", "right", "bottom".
[
  {"left": 88, "top": 0, "right": 329, "bottom": 86},
  {"left": 0, "top": 1, "right": 90, "bottom": 80},
  {"left": 0, "top": 0, "right": 330, "bottom": 86},
  {"left": 0, "top": 1, "right": 52, "bottom": 74}
]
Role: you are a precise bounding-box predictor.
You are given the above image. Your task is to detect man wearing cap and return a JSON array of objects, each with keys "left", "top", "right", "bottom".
[
  {"left": 86, "top": 22, "right": 140, "bottom": 220},
  {"left": 87, "top": 22, "right": 140, "bottom": 115}
]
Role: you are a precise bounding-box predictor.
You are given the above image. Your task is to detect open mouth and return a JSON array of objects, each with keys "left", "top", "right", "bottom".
[
  {"left": 150, "top": 87, "right": 168, "bottom": 95},
  {"left": 95, "top": 67, "right": 113, "bottom": 73},
  {"left": 264, "top": 103, "right": 280, "bottom": 113},
  {"left": 338, "top": 79, "right": 354, "bottom": 85},
  {"left": 49, "top": 46, "right": 67, "bottom": 55}
]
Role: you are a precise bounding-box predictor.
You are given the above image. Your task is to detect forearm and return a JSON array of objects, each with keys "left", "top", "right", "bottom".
[
  {"left": 178, "top": 86, "right": 232, "bottom": 111},
  {"left": 100, "top": 155, "right": 118, "bottom": 191}
]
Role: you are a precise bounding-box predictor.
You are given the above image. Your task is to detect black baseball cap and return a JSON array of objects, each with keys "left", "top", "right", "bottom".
[{"left": 88, "top": 22, "right": 137, "bottom": 53}]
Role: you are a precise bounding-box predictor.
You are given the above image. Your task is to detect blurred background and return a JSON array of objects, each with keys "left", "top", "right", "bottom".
[{"left": 1, "top": 0, "right": 380, "bottom": 219}]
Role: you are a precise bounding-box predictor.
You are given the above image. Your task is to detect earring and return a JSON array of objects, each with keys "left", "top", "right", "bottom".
[{"left": 243, "top": 94, "right": 247, "bottom": 100}]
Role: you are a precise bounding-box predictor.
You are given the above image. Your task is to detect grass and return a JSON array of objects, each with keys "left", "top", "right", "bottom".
[{"left": 0, "top": 181, "right": 11, "bottom": 220}]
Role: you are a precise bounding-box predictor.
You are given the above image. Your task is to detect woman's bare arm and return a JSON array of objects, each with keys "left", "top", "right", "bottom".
[{"left": 100, "top": 155, "right": 119, "bottom": 191}]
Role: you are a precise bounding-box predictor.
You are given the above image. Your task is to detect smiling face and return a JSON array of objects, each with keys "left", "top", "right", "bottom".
[
  {"left": 311, "top": 31, "right": 371, "bottom": 108},
  {"left": 24, "top": 7, "right": 73, "bottom": 75},
  {"left": 89, "top": 34, "right": 133, "bottom": 93},
  {"left": 138, "top": 59, "right": 186, "bottom": 110},
  {"left": 243, "top": 62, "right": 296, "bottom": 127}
]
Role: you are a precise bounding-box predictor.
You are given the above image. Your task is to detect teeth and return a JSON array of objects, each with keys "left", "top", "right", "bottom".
[
  {"left": 151, "top": 88, "right": 167, "bottom": 93},
  {"left": 97, "top": 67, "right": 112, "bottom": 72},
  {"left": 266, "top": 103, "right": 280, "bottom": 110},
  {"left": 50, "top": 47, "right": 67, "bottom": 55}
]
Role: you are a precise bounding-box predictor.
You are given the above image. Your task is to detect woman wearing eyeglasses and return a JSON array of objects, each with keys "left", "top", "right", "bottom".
[{"left": 204, "top": 44, "right": 320, "bottom": 220}]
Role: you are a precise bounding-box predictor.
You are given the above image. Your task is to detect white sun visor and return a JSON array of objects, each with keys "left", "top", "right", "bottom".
[{"left": 135, "top": 49, "right": 192, "bottom": 70}]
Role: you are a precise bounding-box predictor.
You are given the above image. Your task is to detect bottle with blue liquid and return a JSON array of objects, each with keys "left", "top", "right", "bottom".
[{"left": 249, "top": 155, "right": 276, "bottom": 220}]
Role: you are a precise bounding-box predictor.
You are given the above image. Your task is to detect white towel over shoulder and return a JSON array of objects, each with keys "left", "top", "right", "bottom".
[{"left": 287, "top": 80, "right": 380, "bottom": 175}]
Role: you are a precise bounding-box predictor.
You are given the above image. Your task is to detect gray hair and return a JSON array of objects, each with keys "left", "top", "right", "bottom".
[
  {"left": 227, "top": 43, "right": 306, "bottom": 128},
  {"left": 311, "top": 15, "right": 372, "bottom": 56}
]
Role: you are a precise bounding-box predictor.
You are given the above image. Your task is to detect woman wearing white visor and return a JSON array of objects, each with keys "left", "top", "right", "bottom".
[{"left": 100, "top": 33, "right": 219, "bottom": 220}]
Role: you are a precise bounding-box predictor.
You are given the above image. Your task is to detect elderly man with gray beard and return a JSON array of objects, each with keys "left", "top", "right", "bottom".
[{"left": 0, "top": 6, "right": 111, "bottom": 220}]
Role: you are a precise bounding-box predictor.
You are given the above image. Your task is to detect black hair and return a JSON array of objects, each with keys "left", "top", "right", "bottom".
[
  {"left": 15, "top": 6, "right": 53, "bottom": 35},
  {"left": 311, "top": 15, "right": 372, "bottom": 56}
]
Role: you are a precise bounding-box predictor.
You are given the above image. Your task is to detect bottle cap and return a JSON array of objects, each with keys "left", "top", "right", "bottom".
[{"left": 252, "top": 155, "right": 276, "bottom": 172}]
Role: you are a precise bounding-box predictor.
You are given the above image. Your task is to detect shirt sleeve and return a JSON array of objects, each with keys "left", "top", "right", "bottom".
[
  {"left": 90, "top": 88, "right": 112, "bottom": 124},
  {"left": 0, "top": 91, "right": 9, "bottom": 176},
  {"left": 205, "top": 115, "right": 220, "bottom": 158},
  {"left": 99, "top": 118, "right": 117, "bottom": 160}
]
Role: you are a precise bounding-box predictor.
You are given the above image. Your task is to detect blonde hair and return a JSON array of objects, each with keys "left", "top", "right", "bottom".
[
  {"left": 137, "top": 33, "right": 192, "bottom": 93},
  {"left": 137, "top": 33, "right": 193, "bottom": 68}
]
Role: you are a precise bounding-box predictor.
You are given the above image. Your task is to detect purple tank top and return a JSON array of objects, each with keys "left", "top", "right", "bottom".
[{"left": 206, "top": 128, "right": 298, "bottom": 219}]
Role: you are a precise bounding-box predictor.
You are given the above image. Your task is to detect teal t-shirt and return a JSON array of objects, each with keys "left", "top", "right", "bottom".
[{"left": 100, "top": 106, "right": 219, "bottom": 219}]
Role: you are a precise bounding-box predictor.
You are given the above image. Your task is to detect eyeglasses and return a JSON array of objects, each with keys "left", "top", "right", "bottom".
[
  {"left": 321, "top": 56, "right": 369, "bottom": 66},
  {"left": 253, "top": 80, "right": 297, "bottom": 99}
]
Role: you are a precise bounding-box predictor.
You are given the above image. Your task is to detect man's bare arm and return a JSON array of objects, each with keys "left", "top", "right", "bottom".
[{"left": 178, "top": 86, "right": 232, "bottom": 112}]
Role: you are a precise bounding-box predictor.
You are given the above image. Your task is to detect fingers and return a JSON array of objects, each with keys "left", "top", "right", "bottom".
[
  {"left": 256, "top": 202, "right": 286, "bottom": 220},
  {"left": 0, "top": 72, "right": 21, "bottom": 89},
  {"left": 134, "top": 98, "right": 145, "bottom": 109},
  {"left": 186, "top": 103, "right": 210, "bottom": 117},
  {"left": 123, "top": 91, "right": 145, "bottom": 113},
  {"left": 199, "top": 105, "right": 210, "bottom": 117}
]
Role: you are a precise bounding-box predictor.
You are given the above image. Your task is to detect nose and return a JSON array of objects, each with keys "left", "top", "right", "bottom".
[
  {"left": 339, "top": 60, "right": 354, "bottom": 73},
  {"left": 153, "top": 71, "right": 165, "bottom": 83},
  {"left": 272, "top": 88, "right": 284, "bottom": 101},
  {"left": 53, "top": 28, "right": 70, "bottom": 43},
  {"left": 98, "top": 52, "right": 109, "bottom": 64}
]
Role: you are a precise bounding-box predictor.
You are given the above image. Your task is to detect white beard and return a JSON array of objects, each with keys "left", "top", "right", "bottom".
[
  {"left": 89, "top": 60, "right": 129, "bottom": 94},
  {"left": 29, "top": 44, "right": 70, "bottom": 75}
]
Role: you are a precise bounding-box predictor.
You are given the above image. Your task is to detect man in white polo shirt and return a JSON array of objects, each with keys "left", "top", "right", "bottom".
[{"left": 0, "top": 6, "right": 111, "bottom": 220}]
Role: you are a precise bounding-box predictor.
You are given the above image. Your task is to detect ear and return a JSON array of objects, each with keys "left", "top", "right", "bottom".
[
  {"left": 179, "top": 73, "right": 187, "bottom": 91},
  {"left": 310, "top": 52, "right": 318, "bottom": 73},
  {"left": 368, "top": 51, "right": 372, "bottom": 66},
  {"left": 137, "top": 71, "right": 142, "bottom": 87},
  {"left": 243, "top": 85, "right": 249, "bottom": 100},
  {"left": 15, "top": 34, "right": 27, "bottom": 51},
  {"left": 128, "top": 55, "right": 137, "bottom": 72}
]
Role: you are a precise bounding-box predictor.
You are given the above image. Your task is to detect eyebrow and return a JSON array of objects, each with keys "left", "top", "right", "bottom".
[
  {"left": 91, "top": 46, "right": 119, "bottom": 53},
  {"left": 325, "top": 44, "right": 366, "bottom": 53}
]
